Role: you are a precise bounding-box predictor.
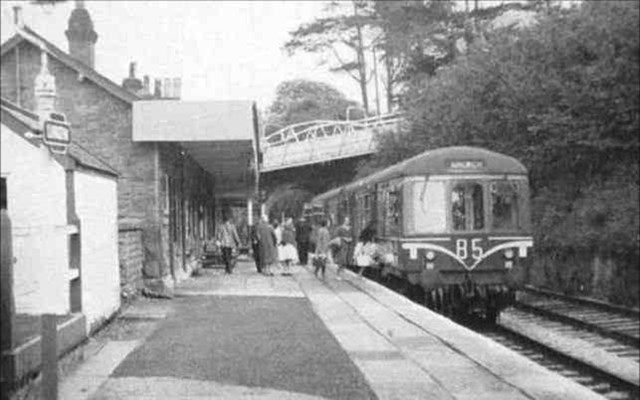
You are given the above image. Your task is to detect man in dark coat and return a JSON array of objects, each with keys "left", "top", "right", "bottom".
[
  {"left": 256, "top": 214, "right": 277, "bottom": 276},
  {"left": 295, "top": 217, "right": 312, "bottom": 266},
  {"left": 250, "top": 223, "right": 261, "bottom": 273}
]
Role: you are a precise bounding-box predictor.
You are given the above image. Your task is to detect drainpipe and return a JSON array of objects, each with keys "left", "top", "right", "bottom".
[{"left": 13, "top": 6, "right": 22, "bottom": 106}]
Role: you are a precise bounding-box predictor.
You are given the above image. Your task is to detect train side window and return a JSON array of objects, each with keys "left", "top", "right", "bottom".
[
  {"left": 451, "top": 182, "right": 484, "bottom": 231},
  {"left": 357, "top": 192, "right": 373, "bottom": 232},
  {"left": 491, "top": 181, "right": 519, "bottom": 230},
  {"left": 384, "top": 189, "right": 401, "bottom": 236}
]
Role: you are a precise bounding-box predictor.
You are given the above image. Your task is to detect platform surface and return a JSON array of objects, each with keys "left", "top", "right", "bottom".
[{"left": 59, "top": 259, "right": 606, "bottom": 400}]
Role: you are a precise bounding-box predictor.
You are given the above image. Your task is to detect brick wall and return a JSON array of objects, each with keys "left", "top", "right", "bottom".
[
  {"left": 1, "top": 41, "right": 224, "bottom": 290},
  {"left": 1, "top": 42, "right": 161, "bottom": 289},
  {"left": 118, "top": 222, "right": 143, "bottom": 297}
]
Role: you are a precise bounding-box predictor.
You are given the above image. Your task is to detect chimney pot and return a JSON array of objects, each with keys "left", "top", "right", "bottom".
[
  {"left": 154, "top": 79, "right": 162, "bottom": 98},
  {"left": 13, "top": 5, "right": 23, "bottom": 28},
  {"left": 143, "top": 75, "right": 150, "bottom": 93},
  {"left": 173, "top": 78, "right": 182, "bottom": 99},
  {"left": 129, "top": 62, "right": 136, "bottom": 78},
  {"left": 163, "top": 78, "right": 172, "bottom": 98}
]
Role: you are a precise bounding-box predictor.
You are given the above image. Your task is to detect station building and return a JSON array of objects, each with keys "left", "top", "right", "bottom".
[{"left": 0, "top": 1, "right": 259, "bottom": 295}]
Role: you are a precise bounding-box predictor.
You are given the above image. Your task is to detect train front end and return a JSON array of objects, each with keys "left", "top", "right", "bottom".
[{"left": 392, "top": 150, "right": 533, "bottom": 321}]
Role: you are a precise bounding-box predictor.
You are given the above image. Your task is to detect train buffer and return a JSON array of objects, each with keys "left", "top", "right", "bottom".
[{"left": 59, "top": 259, "right": 609, "bottom": 400}]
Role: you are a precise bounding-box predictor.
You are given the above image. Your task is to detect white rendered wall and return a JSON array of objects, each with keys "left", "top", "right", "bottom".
[
  {"left": 74, "top": 170, "right": 120, "bottom": 331},
  {"left": 1, "top": 122, "right": 70, "bottom": 315}
]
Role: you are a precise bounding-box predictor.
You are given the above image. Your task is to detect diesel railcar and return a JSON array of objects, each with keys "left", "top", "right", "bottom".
[{"left": 310, "top": 146, "right": 533, "bottom": 321}]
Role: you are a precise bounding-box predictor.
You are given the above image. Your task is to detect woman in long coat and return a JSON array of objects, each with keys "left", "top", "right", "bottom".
[
  {"left": 332, "top": 217, "right": 353, "bottom": 279},
  {"left": 257, "top": 215, "right": 277, "bottom": 276}
]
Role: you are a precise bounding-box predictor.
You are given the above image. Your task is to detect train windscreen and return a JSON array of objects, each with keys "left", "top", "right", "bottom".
[{"left": 410, "top": 180, "right": 447, "bottom": 234}]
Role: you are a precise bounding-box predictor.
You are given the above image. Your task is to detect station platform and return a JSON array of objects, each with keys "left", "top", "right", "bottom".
[{"left": 59, "top": 258, "right": 607, "bottom": 400}]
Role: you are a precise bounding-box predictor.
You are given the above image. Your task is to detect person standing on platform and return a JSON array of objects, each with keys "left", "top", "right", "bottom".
[
  {"left": 332, "top": 217, "right": 353, "bottom": 280},
  {"left": 250, "top": 223, "right": 261, "bottom": 273},
  {"left": 216, "top": 215, "right": 241, "bottom": 274},
  {"left": 279, "top": 217, "right": 298, "bottom": 275},
  {"left": 353, "top": 224, "right": 378, "bottom": 277},
  {"left": 295, "top": 217, "right": 312, "bottom": 266},
  {"left": 313, "top": 219, "right": 331, "bottom": 280},
  {"left": 257, "top": 214, "right": 277, "bottom": 276}
]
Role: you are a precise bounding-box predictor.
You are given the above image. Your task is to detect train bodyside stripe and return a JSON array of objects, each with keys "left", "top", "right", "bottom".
[
  {"left": 469, "top": 239, "right": 533, "bottom": 270},
  {"left": 401, "top": 239, "right": 533, "bottom": 271}
]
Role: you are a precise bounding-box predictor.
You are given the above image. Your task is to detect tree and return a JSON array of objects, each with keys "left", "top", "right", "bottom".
[
  {"left": 30, "top": 0, "right": 68, "bottom": 4},
  {"left": 265, "top": 184, "right": 314, "bottom": 221},
  {"left": 361, "top": 1, "right": 640, "bottom": 304},
  {"left": 265, "top": 79, "right": 359, "bottom": 135},
  {"left": 284, "top": 1, "right": 377, "bottom": 115}
]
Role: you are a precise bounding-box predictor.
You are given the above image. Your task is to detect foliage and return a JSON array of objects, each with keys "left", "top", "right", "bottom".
[
  {"left": 30, "top": 0, "right": 68, "bottom": 4},
  {"left": 265, "top": 184, "right": 314, "bottom": 222},
  {"left": 362, "top": 1, "right": 639, "bottom": 289},
  {"left": 265, "top": 79, "right": 359, "bottom": 135},
  {"left": 284, "top": 1, "right": 377, "bottom": 113}
]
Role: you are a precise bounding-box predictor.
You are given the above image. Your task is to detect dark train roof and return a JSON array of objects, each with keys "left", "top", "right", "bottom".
[
  {"left": 312, "top": 146, "right": 527, "bottom": 202},
  {"left": 310, "top": 186, "right": 343, "bottom": 205}
]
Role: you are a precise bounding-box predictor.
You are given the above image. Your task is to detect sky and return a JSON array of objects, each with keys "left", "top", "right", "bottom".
[{"left": 0, "top": 0, "right": 525, "bottom": 114}]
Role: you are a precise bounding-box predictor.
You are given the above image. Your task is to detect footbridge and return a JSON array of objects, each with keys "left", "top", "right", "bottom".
[{"left": 259, "top": 113, "right": 403, "bottom": 172}]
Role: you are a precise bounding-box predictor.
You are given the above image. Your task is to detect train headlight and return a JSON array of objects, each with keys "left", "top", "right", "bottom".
[
  {"left": 504, "top": 249, "right": 514, "bottom": 260},
  {"left": 426, "top": 251, "right": 436, "bottom": 261}
]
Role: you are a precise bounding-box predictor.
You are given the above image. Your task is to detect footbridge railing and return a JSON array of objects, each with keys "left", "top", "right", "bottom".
[{"left": 259, "top": 113, "right": 403, "bottom": 172}]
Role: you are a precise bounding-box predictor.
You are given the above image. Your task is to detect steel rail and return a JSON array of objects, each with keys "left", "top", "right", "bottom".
[{"left": 517, "top": 286, "right": 640, "bottom": 348}]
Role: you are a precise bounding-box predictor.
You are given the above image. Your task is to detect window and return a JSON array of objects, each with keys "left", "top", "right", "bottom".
[
  {"left": 491, "top": 181, "right": 519, "bottom": 230},
  {"left": 384, "top": 189, "right": 401, "bottom": 236},
  {"left": 451, "top": 182, "right": 484, "bottom": 231},
  {"left": 412, "top": 181, "right": 446, "bottom": 233},
  {"left": 338, "top": 198, "right": 349, "bottom": 226},
  {"left": 356, "top": 192, "right": 373, "bottom": 233}
]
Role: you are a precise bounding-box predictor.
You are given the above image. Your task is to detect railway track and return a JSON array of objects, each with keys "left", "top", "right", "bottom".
[
  {"left": 479, "top": 322, "right": 638, "bottom": 400},
  {"left": 516, "top": 286, "right": 640, "bottom": 347},
  {"left": 368, "top": 272, "right": 639, "bottom": 399},
  {"left": 491, "top": 286, "right": 639, "bottom": 400}
]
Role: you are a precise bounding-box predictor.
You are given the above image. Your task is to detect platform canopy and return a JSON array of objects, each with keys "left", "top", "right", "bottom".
[{"left": 133, "top": 100, "right": 259, "bottom": 200}]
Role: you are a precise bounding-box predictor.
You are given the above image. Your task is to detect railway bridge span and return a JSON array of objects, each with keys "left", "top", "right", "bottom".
[
  {"left": 258, "top": 112, "right": 404, "bottom": 198},
  {"left": 259, "top": 112, "right": 403, "bottom": 173}
]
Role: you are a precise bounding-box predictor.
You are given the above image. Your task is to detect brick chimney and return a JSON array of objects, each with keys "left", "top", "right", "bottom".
[
  {"left": 65, "top": 0, "right": 98, "bottom": 68},
  {"left": 122, "top": 62, "right": 142, "bottom": 93}
]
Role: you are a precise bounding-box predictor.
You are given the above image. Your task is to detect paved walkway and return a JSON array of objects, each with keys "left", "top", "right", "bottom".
[{"left": 59, "top": 259, "right": 607, "bottom": 400}]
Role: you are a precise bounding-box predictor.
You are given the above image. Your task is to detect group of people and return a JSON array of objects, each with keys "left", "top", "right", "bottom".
[
  {"left": 313, "top": 217, "right": 380, "bottom": 280},
  {"left": 216, "top": 212, "right": 381, "bottom": 279}
]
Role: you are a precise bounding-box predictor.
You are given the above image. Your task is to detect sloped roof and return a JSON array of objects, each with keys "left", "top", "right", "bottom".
[
  {"left": 0, "top": 26, "right": 138, "bottom": 104},
  {"left": 0, "top": 97, "right": 118, "bottom": 177}
]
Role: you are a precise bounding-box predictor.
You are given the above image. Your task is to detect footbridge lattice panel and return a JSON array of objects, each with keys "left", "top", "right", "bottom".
[{"left": 260, "top": 113, "right": 402, "bottom": 172}]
